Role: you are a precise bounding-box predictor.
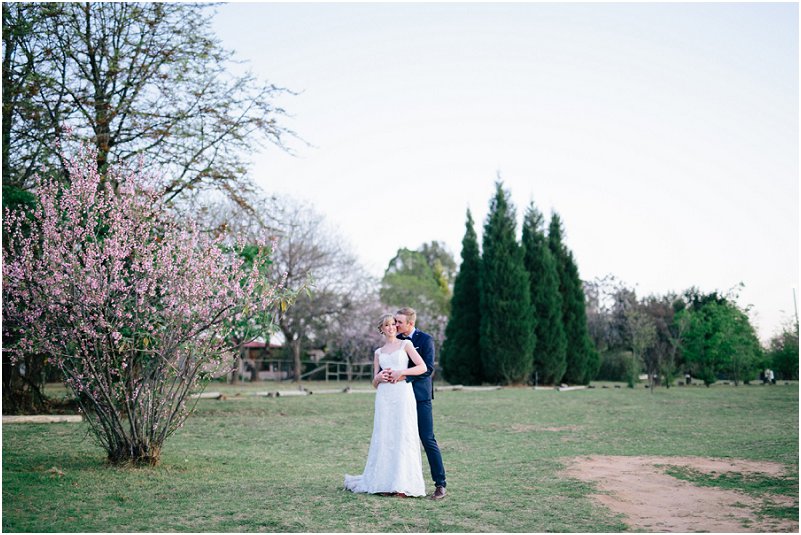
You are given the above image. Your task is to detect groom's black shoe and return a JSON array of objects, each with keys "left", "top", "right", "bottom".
[{"left": 431, "top": 486, "right": 446, "bottom": 500}]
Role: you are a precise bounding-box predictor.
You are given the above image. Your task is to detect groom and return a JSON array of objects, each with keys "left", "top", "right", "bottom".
[{"left": 390, "top": 307, "right": 447, "bottom": 500}]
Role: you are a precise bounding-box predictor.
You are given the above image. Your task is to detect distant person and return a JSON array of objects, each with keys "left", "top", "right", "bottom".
[
  {"left": 385, "top": 307, "right": 448, "bottom": 500},
  {"left": 344, "top": 314, "right": 428, "bottom": 497}
]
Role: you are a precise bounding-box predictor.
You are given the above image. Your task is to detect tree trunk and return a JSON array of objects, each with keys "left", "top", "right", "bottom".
[
  {"left": 2, "top": 353, "right": 50, "bottom": 414},
  {"left": 292, "top": 339, "right": 302, "bottom": 386},
  {"left": 229, "top": 351, "right": 241, "bottom": 384},
  {"left": 2, "top": 10, "right": 15, "bottom": 183},
  {"left": 250, "top": 358, "right": 260, "bottom": 382}
]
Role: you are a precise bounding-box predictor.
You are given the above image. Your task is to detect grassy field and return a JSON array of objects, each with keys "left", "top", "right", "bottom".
[{"left": 3, "top": 382, "right": 798, "bottom": 532}]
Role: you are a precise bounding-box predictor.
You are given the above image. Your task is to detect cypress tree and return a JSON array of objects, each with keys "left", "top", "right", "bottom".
[
  {"left": 479, "top": 181, "right": 535, "bottom": 385},
  {"left": 441, "top": 209, "right": 483, "bottom": 385},
  {"left": 548, "top": 212, "right": 597, "bottom": 384},
  {"left": 521, "top": 202, "right": 567, "bottom": 385}
]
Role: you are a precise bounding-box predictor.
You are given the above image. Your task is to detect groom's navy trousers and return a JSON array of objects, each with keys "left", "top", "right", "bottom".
[{"left": 400, "top": 330, "right": 447, "bottom": 488}]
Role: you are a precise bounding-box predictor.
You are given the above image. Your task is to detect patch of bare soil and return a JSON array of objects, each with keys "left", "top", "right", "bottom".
[{"left": 562, "top": 455, "right": 798, "bottom": 533}]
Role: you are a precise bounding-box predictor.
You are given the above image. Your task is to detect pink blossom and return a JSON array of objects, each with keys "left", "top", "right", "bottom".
[{"left": 3, "top": 141, "right": 289, "bottom": 465}]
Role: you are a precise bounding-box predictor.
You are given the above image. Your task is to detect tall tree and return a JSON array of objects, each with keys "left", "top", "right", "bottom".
[
  {"left": 441, "top": 209, "right": 483, "bottom": 385},
  {"left": 548, "top": 212, "right": 598, "bottom": 384},
  {"left": 521, "top": 202, "right": 566, "bottom": 385},
  {"left": 2, "top": 2, "right": 293, "bottom": 211},
  {"left": 480, "top": 181, "right": 535, "bottom": 385},
  {"left": 625, "top": 306, "right": 657, "bottom": 390}
]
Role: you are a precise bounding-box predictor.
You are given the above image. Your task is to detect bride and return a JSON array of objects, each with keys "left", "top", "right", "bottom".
[{"left": 344, "top": 314, "right": 428, "bottom": 497}]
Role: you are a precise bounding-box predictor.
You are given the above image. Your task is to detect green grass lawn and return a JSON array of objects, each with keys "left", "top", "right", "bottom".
[{"left": 3, "top": 382, "right": 798, "bottom": 532}]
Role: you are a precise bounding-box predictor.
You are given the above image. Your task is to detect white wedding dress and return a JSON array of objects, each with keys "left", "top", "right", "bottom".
[{"left": 344, "top": 340, "right": 426, "bottom": 496}]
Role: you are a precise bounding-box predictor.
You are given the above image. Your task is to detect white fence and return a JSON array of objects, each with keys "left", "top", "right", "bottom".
[{"left": 237, "top": 359, "right": 374, "bottom": 382}]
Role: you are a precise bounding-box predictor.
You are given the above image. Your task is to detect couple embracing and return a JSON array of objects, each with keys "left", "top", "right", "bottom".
[{"left": 344, "top": 307, "right": 447, "bottom": 500}]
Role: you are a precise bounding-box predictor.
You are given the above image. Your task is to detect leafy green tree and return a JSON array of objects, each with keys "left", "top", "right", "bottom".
[
  {"left": 722, "top": 307, "right": 763, "bottom": 385},
  {"left": 380, "top": 244, "right": 453, "bottom": 346},
  {"left": 767, "top": 320, "right": 799, "bottom": 380},
  {"left": 521, "top": 202, "right": 566, "bottom": 385},
  {"left": 678, "top": 305, "right": 724, "bottom": 386},
  {"left": 548, "top": 213, "right": 598, "bottom": 384},
  {"left": 441, "top": 210, "right": 483, "bottom": 385},
  {"left": 479, "top": 181, "right": 535, "bottom": 384},
  {"left": 679, "top": 290, "right": 762, "bottom": 386},
  {"left": 419, "top": 241, "right": 457, "bottom": 295}
]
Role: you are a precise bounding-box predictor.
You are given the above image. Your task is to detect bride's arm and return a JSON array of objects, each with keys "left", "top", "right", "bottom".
[{"left": 372, "top": 351, "right": 391, "bottom": 388}]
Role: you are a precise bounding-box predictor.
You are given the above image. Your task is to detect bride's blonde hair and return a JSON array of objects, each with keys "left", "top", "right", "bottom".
[{"left": 376, "top": 313, "right": 395, "bottom": 334}]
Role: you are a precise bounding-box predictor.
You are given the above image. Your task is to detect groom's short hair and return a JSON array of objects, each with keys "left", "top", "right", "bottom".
[{"left": 396, "top": 307, "right": 416, "bottom": 325}]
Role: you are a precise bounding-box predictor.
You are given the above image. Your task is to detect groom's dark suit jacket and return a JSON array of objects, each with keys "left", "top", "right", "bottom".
[{"left": 399, "top": 330, "right": 435, "bottom": 401}]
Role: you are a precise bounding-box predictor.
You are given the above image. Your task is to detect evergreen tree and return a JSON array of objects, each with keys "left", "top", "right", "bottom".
[
  {"left": 441, "top": 210, "right": 483, "bottom": 385},
  {"left": 522, "top": 203, "right": 567, "bottom": 385},
  {"left": 549, "top": 212, "right": 598, "bottom": 384},
  {"left": 479, "top": 181, "right": 535, "bottom": 384}
]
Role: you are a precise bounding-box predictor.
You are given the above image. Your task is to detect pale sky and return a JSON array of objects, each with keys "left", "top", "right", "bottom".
[{"left": 212, "top": 2, "right": 799, "bottom": 341}]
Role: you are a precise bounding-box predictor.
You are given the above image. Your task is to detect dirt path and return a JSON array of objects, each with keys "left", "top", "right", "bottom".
[{"left": 562, "top": 455, "right": 798, "bottom": 533}]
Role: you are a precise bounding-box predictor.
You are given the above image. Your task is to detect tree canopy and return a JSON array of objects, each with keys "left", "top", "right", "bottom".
[
  {"left": 678, "top": 289, "right": 763, "bottom": 386},
  {"left": 2, "top": 2, "right": 294, "bottom": 213}
]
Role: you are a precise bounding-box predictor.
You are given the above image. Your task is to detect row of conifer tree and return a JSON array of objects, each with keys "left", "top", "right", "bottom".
[{"left": 440, "top": 181, "right": 599, "bottom": 386}]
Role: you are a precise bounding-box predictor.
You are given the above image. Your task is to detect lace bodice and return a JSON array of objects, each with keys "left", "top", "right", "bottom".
[{"left": 377, "top": 340, "right": 411, "bottom": 371}]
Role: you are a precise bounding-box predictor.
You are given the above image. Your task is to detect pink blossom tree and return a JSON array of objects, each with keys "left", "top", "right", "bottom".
[{"left": 3, "top": 143, "right": 287, "bottom": 466}]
